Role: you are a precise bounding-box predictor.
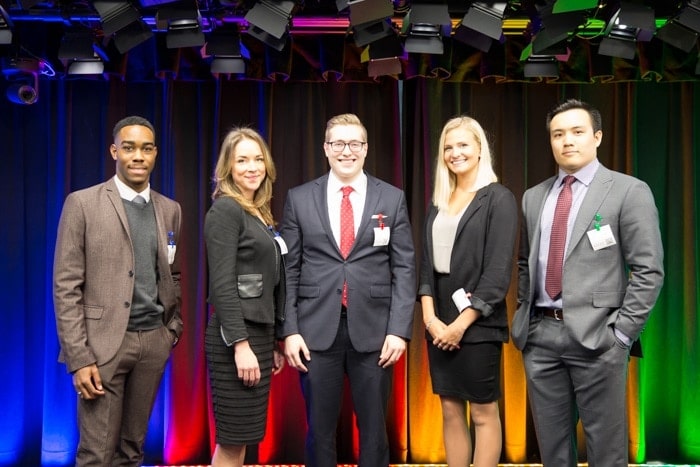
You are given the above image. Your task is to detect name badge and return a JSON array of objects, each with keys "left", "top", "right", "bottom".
[
  {"left": 274, "top": 236, "right": 289, "bottom": 255},
  {"left": 373, "top": 227, "right": 390, "bottom": 246},
  {"left": 586, "top": 224, "right": 616, "bottom": 251},
  {"left": 167, "top": 245, "right": 176, "bottom": 265}
]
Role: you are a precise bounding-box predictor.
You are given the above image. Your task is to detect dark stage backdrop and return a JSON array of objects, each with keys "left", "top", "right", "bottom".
[{"left": 1, "top": 78, "right": 698, "bottom": 466}]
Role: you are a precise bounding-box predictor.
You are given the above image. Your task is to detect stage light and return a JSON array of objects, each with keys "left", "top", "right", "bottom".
[
  {"left": 523, "top": 55, "right": 560, "bottom": 78},
  {"left": 532, "top": 6, "right": 586, "bottom": 55},
  {"left": 112, "top": 19, "right": 154, "bottom": 53},
  {"left": 361, "top": 33, "right": 403, "bottom": 77},
  {"left": 156, "top": 0, "right": 205, "bottom": 48},
  {"left": 244, "top": 0, "right": 294, "bottom": 50},
  {"left": 552, "top": 0, "right": 599, "bottom": 14},
  {"left": 676, "top": 0, "right": 700, "bottom": 34},
  {"left": 347, "top": 0, "right": 393, "bottom": 27},
  {"left": 353, "top": 18, "right": 395, "bottom": 47},
  {"left": 656, "top": 20, "right": 698, "bottom": 52},
  {"left": 599, "top": 2, "right": 654, "bottom": 59},
  {"left": 461, "top": 2, "right": 506, "bottom": 41},
  {"left": 205, "top": 26, "right": 250, "bottom": 75},
  {"left": 58, "top": 32, "right": 109, "bottom": 75},
  {"left": 453, "top": 24, "right": 494, "bottom": 52},
  {"left": 402, "top": 3, "right": 451, "bottom": 55},
  {"left": 2, "top": 57, "right": 40, "bottom": 104},
  {"left": 0, "top": 4, "right": 12, "bottom": 44},
  {"left": 93, "top": 0, "right": 141, "bottom": 36},
  {"left": 6, "top": 82, "right": 37, "bottom": 104}
]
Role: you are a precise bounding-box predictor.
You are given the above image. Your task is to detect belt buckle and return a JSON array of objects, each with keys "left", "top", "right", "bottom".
[{"left": 553, "top": 309, "right": 563, "bottom": 321}]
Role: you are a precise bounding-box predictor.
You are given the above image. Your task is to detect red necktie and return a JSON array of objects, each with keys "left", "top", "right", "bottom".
[
  {"left": 340, "top": 186, "right": 354, "bottom": 307},
  {"left": 545, "top": 175, "right": 575, "bottom": 300}
]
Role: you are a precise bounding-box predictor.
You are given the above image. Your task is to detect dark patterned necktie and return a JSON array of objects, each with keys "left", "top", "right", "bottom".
[{"left": 545, "top": 175, "right": 575, "bottom": 299}]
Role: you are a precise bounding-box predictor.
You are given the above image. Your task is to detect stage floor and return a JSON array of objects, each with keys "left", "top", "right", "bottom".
[{"left": 145, "top": 464, "right": 699, "bottom": 467}]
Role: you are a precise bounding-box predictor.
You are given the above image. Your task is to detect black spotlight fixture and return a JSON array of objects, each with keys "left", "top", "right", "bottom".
[
  {"left": 0, "top": 4, "right": 12, "bottom": 45},
  {"left": 2, "top": 57, "right": 40, "bottom": 104},
  {"left": 361, "top": 32, "right": 403, "bottom": 77},
  {"left": 599, "top": 2, "right": 655, "bottom": 60},
  {"left": 58, "top": 31, "right": 109, "bottom": 75},
  {"left": 453, "top": 2, "right": 506, "bottom": 52},
  {"left": 156, "top": 0, "right": 205, "bottom": 49},
  {"left": 245, "top": 0, "right": 295, "bottom": 51},
  {"left": 656, "top": 0, "right": 700, "bottom": 52},
  {"left": 205, "top": 25, "right": 250, "bottom": 75},
  {"left": 402, "top": 2, "right": 451, "bottom": 55}
]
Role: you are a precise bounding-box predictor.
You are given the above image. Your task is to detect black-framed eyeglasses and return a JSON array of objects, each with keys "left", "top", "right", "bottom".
[{"left": 326, "top": 141, "right": 366, "bottom": 152}]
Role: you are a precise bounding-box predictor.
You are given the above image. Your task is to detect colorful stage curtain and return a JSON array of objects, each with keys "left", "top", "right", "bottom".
[{"left": 1, "top": 76, "right": 698, "bottom": 465}]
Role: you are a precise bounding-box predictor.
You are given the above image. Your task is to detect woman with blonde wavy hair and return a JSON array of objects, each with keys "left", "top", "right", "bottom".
[
  {"left": 418, "top": 116, "right": 518, "bottom": 466},
  {"left": 204, "top": 127, "right": 285, "bottom": 467}
]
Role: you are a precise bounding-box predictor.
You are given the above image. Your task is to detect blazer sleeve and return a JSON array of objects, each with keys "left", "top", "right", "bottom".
[
  {"left": 53, "top": 192, "right": 96, "bottom": 372},
  {"left": 278, "top": 189, "right": 302, "bottom": 337},
  {"left": 615, "top": 180, "right": 664, "bottom": 341},
  {"left": 204, "top": 198, "right": 247, "bottom": 345},
  {"left": 386, "top": 189, "right": 417, "bottom": 339},
  {"left": 469, "top": 186, "right": 519, "bottom": 318}
]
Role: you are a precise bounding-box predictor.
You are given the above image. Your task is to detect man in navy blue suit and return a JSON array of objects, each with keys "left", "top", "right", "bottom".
[{"left": 280, "top": 113, "right": 416, "bottom": 467}]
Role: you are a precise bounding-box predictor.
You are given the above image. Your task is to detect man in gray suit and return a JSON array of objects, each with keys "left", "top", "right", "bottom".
[
  {"left": 53, "top": 116, "right": 183, "bottom": 466},
  {"left": 511, "top": 99, "right": 664, "bottom": 466},
  {"left": 281, "top": 113, "right": 416, "bottom": 467}
]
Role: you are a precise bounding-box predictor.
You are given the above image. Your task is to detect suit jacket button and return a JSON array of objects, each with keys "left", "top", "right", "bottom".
[
  {"left": 124, "top": 301, "right": 130, "bottom": 308},
  {"left": 128, "top": 270, "right": 134, "bottom": 277}
]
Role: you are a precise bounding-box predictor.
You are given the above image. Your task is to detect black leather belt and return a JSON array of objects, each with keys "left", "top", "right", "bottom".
[{"left": 535, "top": 307, "right": 564, "bottom": 320}]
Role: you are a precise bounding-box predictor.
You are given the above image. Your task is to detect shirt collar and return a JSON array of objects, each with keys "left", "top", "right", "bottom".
[
  {"left": 113, "top": 175, "right": 151, "bottom": 202},
  {"left": 328, "top": 170, "right": 367, "bottom": 195},
  {"left": 556, "top": 158, "right": 599, "bottom": 187}
]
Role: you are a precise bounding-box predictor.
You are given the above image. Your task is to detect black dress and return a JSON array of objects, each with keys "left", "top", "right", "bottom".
[{"left": 204, "top": 197, "right": 284, "bottom": 445}]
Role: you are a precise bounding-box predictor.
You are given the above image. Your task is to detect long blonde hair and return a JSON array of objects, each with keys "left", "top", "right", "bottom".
[
  {"left": 432, "top": 116, "right": 497, "bottom": 210},
  {"left": 212, "top": 127, "right": 277, "bottom": 226}
]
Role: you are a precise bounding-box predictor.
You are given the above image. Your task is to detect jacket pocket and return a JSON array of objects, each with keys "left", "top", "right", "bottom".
[
  {"left": 370, "top": 284, "right": 391, "bottom": 298},
  {"left": 83, "top": 305, "right": 104, "bottom": 319},
  {"left": 298, "top": 285, "right": 320, "bottom": 298},
  {"left": 238, "top": 274, "right": 263, "bottom": 298},
  {"left": 592, "top": 291, "right": 625, "bottom": 308}
]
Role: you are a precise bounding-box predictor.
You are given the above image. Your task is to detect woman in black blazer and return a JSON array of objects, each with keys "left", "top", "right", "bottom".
[
  {"left": 418, "top": 116, "right": 518, "bottom": 467},
  {"left": 204, "top": 127, "right": 286, "bottom": 467}
]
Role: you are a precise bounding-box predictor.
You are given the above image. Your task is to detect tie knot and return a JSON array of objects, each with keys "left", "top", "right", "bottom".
[
  {"left": 341, "top": 186, "right": 353, "bottom": 197},
  {"left": 563, "top": 175, "right": 575, "bottom": 187},
  {"left": 132, "top": 195, "right": 146, "bottom": 205}
]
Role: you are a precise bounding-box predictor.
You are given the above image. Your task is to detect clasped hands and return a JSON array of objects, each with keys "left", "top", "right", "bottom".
[{"left": 284, "top": 333, "right": 406, "bottom": 371}]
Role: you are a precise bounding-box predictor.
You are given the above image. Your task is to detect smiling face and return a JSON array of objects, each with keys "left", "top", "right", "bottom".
[
  {"left": 231, "top": 137, "right": 266, "bottom": 200},
  {"left": 324, "top": 123, "right": 368, "bottom": 184},
  {"left": 443, "top": 126, "right": 480, "bottom": 179},
  {"left": 111, "top": 124, "right": 157, "bottom": 192},
  {"left": 549, "top": 108, "right": 602, "bottom": 174}
]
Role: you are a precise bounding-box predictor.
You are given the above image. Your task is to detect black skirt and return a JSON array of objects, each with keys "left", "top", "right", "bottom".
[
  {"left": 205, "top": 313, "right": 275, "bottom": 445},
  {"left": 427, "top": 272, "right": 503, "bottom": 403}
]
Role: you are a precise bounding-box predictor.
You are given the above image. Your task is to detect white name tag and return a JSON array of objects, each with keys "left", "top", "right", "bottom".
[
  {"left": 274, "top": 235, "right": 288, "bottom": 255},
  {"left": 586, "top": 224, "right": 616, "bottom": 251},
  {"left": 373, "top": 227, "right": 390, "bottom": 246},
  {"left": 167, "top": 245, "right": 176, "bottom": 265},
  {"left": 451, "top": 288, "right": 472, "bottom": 312}
]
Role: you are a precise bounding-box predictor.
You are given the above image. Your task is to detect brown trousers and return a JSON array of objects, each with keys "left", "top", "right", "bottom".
[{"left": 75, "top": 325, "right": 173, "bottom": 466}]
